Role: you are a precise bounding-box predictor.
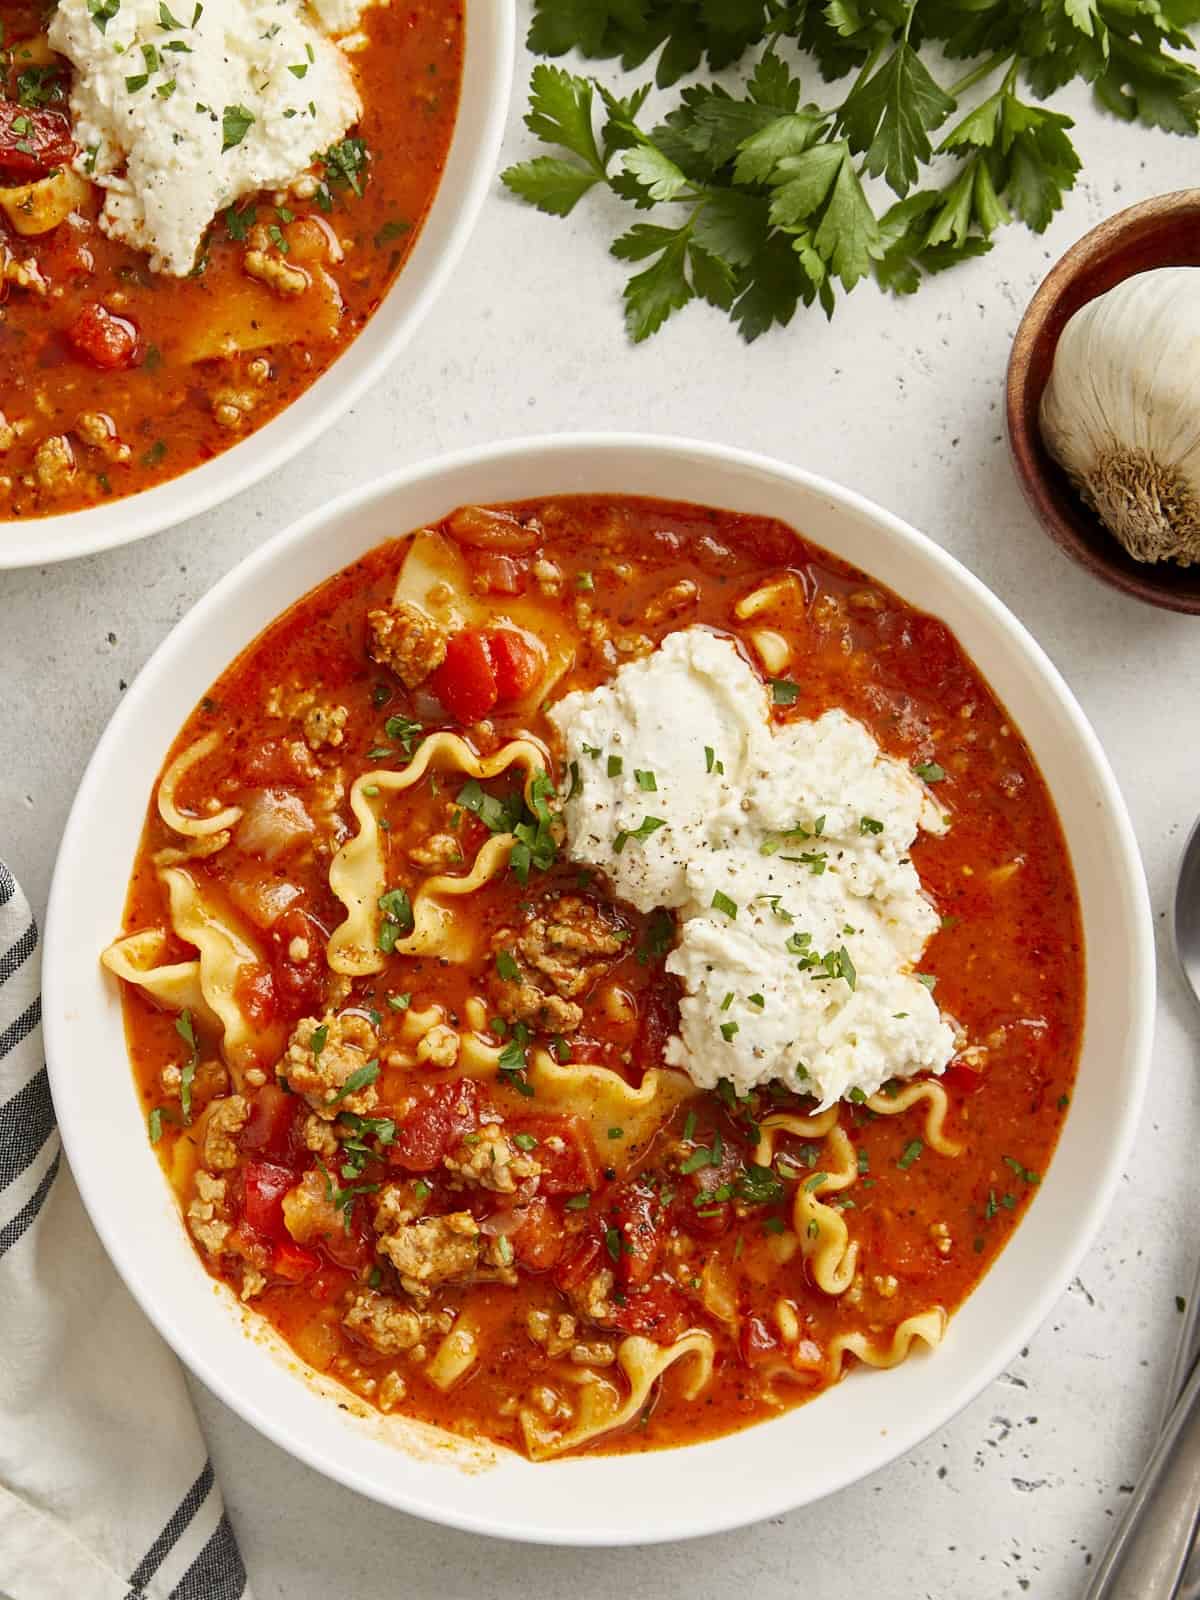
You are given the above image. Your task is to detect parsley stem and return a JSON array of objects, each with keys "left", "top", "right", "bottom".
[{"left": 946, "top": 51, "right": 1012, "bottom": 101}]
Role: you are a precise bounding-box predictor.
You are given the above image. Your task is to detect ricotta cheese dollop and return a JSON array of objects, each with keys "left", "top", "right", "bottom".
[
  {"left": 49, "top": 0, "right": 364, "bottom": 276},
  {"left": 551, "top": 628, "right": 956, "bottom": 1108}
]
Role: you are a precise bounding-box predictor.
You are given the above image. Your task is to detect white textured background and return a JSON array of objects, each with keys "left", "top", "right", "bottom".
[{"left": 4, "top": 12, "right": 1200, "bottom": 1597}]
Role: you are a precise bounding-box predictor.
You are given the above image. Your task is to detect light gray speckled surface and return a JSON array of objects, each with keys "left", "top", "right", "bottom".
[{"left": 3, "top": 20, "right": 1200, "bottom": 1598}]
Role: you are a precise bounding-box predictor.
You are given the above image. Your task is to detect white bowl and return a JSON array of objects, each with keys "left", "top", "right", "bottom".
[
  {"left": 43, "top": 435, "right": 1155, "bottom": 1545},
  {"left": 0, "top": 4, "right": 515, "bottom": 570}
]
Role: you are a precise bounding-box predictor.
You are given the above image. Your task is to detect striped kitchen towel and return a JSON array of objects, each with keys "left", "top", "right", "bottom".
[{"left": 0, "top": 862, "right": 253, "bottom": 1600}]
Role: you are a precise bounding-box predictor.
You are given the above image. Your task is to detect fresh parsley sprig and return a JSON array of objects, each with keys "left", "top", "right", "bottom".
[{"left": 503, "top": 1, "right": 1200, "bottom": 342}]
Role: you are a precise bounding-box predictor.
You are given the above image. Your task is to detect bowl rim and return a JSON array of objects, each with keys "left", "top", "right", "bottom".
[
  {"left": 1006, "top": 187, "right": 1200, "bottom": 615},
  {"left": 0, "top": 1, "right": 516, "bottom": 571},
  {"left": 42, "top": 433, "right": 1157, "bottom": 1544}
]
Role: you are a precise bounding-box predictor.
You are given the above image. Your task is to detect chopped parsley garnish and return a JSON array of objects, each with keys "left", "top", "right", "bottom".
[
  {"left": 719, "top": 1020, "right": 739, "bottom": 1041},
  {"left": 316, "top": 1158, "right": 379, "bottom": 1231},
  {"left": 576, "top": 570, "right": 595, "bottom": 591},
  {"left": 915, "top": 760, "right": 946, "bottom": 783},
  {"left": 747, "top": 993, "right": 765, "bottom": 1008},
  {"left": 735, "top": 1163, "right": 783, "bottom": 1205},
  {"left": 607, "top": 1126, "right": 624, "bottom": 1139},
  {"left": 770, "top": 678, "right": 800, "bottom": 705},
  {"left": 513, "top": 1131, "right": 539, "bottom": 1151},
  {"left": 498, "top": 1031, "right": 534, "bottom": 1096},
  {"left": 383, "top": 712, "right": 423, "bottom": 755},
  {"left": 710, "top": 889, "right": 738, "bottom": 919},
  {"left": 704, "top": 745, "right": 724, "bottom": 775},
  {"left": 613, "top": 815, "right": 667, "bottom": 853},
  {"left": 496, "top": 949, "right": 521, "bottom": 983},
  {"left": 16, "top": 66, "right": 65, "bottom": 109},
  {"left": 320, "top": 135, "right": 370, "bottom": 195},
  {"left": 175, "top": 1009, "right": 199, "bottom": 1123},
  {"left": 897, "top": 1138, "right": 924, "bottom": 1170},
  {"left": 147, "top": 1108, "right": 164, "bottom": 1143},
  {"left": 634, "top": 768, "right": 657, "bottom": 792},
  {"left": 606, "top": 754, "right": 623, "bottom": 778},
  {"left": 860, "top": 816, "right": 884, "bottom": 835},
  {"left": 564, "top": 1191, "right": 591, "bottom": 1210},
  {"left": 328, "top": 1059, "right": 380, "bottom": 1105},
  {"left": 680, "top": 1140, "right": 718, "bottom": 1175},
  {"left": 377, "top": 887, "right": 414, "bottom": 952},
  {"left": 88, "top": 0, "right": 122, "bottom": 34},
  {"left": 1003, "top": 1155, "right": 1041, "bottom": 1185},
  {"left": 604, "top": 1225, "right": 622, "bottom": 1262},
  {"left": 637, "top": 908, "right": 675, "bottom": 965},
  {"left": 311, "top": 1023, "right": 329, "bottom": 1058},
  {"left": 221, "top": 104, "right": 255, "bottom": 153}
]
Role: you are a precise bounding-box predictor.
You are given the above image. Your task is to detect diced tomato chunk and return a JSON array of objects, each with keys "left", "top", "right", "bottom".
[
  {"left": 473, "top": 552, "right": 526, "bottom": 595},
  {"left": 509, "top": 1113, "right": 598, "bottom": 1196},
  {"left": 241, "top": 1160, "right": 294, "bottom": 1240},
  {"left": 0, "top": 103, "right": 74, "bottom": 178},
  {"left": 323, "top": 1215, "right": 371, "bottom": 1271},
  {"left": 608, "top": 1279, "right": 689, "bottom": 1341},
  {"left": 511, "top": 1196, "right": 563, "bottom": 1272},
  {"left": 232, "top": 963, "right": 277, "bottom": 1032},
  {"left": 389, "top": 1078, "right": 481, "bottom": 1172},
  {"left": 632, "top": 973, "right": 681, "bottom": 1075},
  {"left": 942, "top": 1061, "right": 986, "bottom": 1097},
  {"left": 554, "top": 1232, "right": 603, "bottom": 1294},
  {"left": 269, "top": 906, "right": 328, "bottom": 1017},
  {"left": 430, "top": 630, "right": 498, "bottom": 724},
  {"left": 608, "top": 1181, "right": 667, "bottom": 1290},
  {"left": 239, "top": 1084, "right": 299, "bottom": 1162},
  {"left": 66, "top": 302, "right": 140, "bottom": 371},
  {"left": 484, "top": 628, "right": 542, "bottom": 701},
  {"left": 271, "top": 1239, "right": 321, "bottom": 1281},
  {"left": 308, "top": 1265, "right": 352, "bottom": 1303},
  {"left": 674, "top": 1132, "right": 740, "bottom": 1239}
]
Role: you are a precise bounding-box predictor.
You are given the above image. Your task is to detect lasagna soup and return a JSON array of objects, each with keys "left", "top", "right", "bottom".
[
  {"left": 106, "top": 496, "right": 1084, "bottom": 1460},
  {"left": 0, "top": 2, "right": 461, "bottom": 519}
]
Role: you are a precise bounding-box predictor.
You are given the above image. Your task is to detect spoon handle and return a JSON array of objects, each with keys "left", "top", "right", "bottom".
[
  {"left": 1161, "top": 1253, "right": 1200, "bottom": 1430},
  {"left": 1086, "top": 1356, "right": 1200, "bottom": 1600}
]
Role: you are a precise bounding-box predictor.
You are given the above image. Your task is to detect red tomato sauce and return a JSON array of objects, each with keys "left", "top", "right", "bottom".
[
  {"left": 114, "top": 496, "right": 1084, "bottom": 1458},
  {"left": 0, "top": 5, "right": 462, "bottom": 519}
]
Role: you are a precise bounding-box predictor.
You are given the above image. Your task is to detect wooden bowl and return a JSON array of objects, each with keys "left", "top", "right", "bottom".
[{"left": 1007, "top": 190, "right": 1200, "bottom": 615}]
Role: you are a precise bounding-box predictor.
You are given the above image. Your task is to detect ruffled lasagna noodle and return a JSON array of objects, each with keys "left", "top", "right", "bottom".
[
  {"left": 105, "top": 493, "right": 1084, "bottom": 1461},
  {"left": 328, "top": 733, "right": 550, "bottom": 973}
]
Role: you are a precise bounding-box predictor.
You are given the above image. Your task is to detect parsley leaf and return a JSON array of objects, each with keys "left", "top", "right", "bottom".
[
  {"left": 503, "top": 3, "right": 1200, "bottom": 342},
  {"left": 221, "top": 104, "right": 254, "bottom": 153}
]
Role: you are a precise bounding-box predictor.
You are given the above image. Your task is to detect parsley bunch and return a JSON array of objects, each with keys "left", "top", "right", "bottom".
[{"left": 502, "top": 0, "right": 1200, "bottom": 342}]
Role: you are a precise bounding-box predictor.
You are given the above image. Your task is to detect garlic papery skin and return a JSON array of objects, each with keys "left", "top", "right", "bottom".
[{"left": 1039, "top": 266, "right": 1200, "bottom": 567}]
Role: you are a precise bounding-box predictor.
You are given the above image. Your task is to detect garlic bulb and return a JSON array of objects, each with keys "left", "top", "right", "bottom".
[{"left": 1039, "top": 266, "right": 1200, "bottom": 566}]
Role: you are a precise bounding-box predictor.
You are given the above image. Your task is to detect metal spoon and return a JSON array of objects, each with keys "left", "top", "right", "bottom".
[
  {"left": 1165, "top": 814, "right": 1200, "bottom": 1420},
  {"left": 1084, "top": 816, "right": 1200, "bottom": 1600}
]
